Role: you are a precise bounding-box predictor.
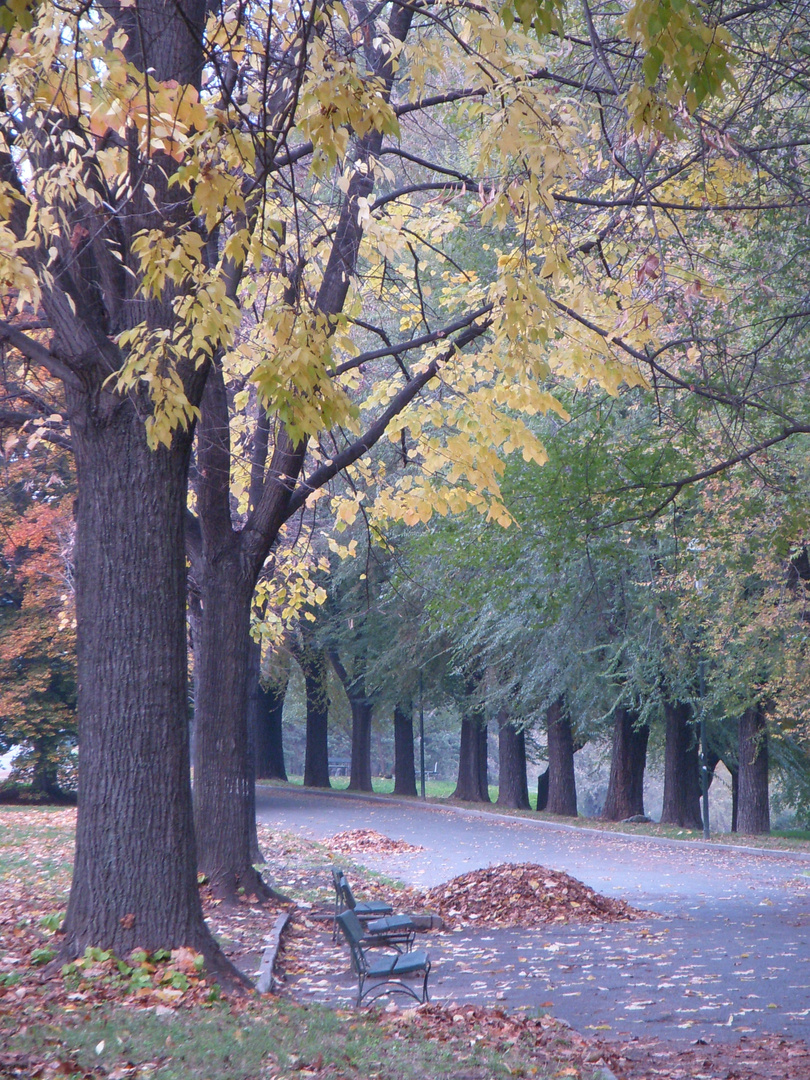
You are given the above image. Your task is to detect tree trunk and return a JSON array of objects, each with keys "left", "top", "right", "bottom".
[
  {"left": 349, "top": 697, "right": 373, "bottom": 792},
  {"left": 730, "top": 765, "right": 739, "bottom": 832},
  {"left": 452, "top": 715, "right": 490, "bottom": 802},
  {"left": 393, "top": 703, "right": 417, "bottom": 796},
  {"left": 737, "top": 705, "right": 770, "bottom": 834},
  {"left": 302, "top": 645, "right": 331, "bottom": 788},
  {"left": 546, "top": 698, "right": 577, "bottom": 816},
  {"left": 326, "top": 648, "right": 373, "bottom": 792},
  {"left": 249, "top": 639, "right": 288, "bottom": 781},
  {"left": 602, "top": 708, "right": 649, "bottom": 821},
  {"left": 536, "top": 768, "right": 549, "bottom": 811},
  {"left": 193, "top": 562, "right": 272, "bottom": 900},
  {"left": 187, "top": 364, "right": 275, "bottom": 900},
  {"left": 28, "top": 736, "right": 62, "bottom": 799},
  {"left": 477, "top": 721, "right": 489, "bottom": 798},
  {"left": 496, "top": 713, "right": 530, "bottom": 809},
  {"left": 62, "top": 409, "right": 232, "bottom": 972},
  {"left": 660, "top": 701, "right": 703, "bottom": 828}
]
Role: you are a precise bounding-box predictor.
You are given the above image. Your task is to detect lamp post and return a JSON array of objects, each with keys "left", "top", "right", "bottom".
[
  {"left": 699, "top": 657, "right": 710, "bottom": 840},
  {"left": 419, "top": 672, "right": 426, "bottom": 799}
]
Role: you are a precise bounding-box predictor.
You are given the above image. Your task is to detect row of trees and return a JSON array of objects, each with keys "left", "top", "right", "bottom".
[
  {"left": 251, "top": 388, "right": 810, "bottom": 838},
  {"left": 0, "top": 0, "right": 808, "bottom": 985}
]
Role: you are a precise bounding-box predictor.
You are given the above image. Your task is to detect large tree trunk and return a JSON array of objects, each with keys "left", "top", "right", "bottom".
[
  {"left": 602, "top": 708, "right": 649, "bottom": 821},
  {"left": 191, "top": 368, "right": 274, "bottom": 903},
  {"left": 393, "top": 703, "right": 417, "bottom": 796},
  {"left": 62, "top": 410, "right": 233, "bottom": 973},
  {"left": 349, "top": 697, "right": 373, "bottom": 792},
  {"left": 179, "top": 2, "right": 416, "bottom": 918},
  {"left": 249, "top": 640, "right": 288, "bottom": 781},
  {"left": 452, "top": 715, "right": 490, "bottom": 802},
  {"left": 193, "top": 561, "right": 271, "bottom": 900},
  {"left": 497, "top": 713, "right": 530, "bottom": 809},
  {"left": 546, "top": 698, "right": 578, "bottom": 816},
  {"left": 737, "top": 705, "right": 770, "bottom": 834},
  {"left": 301, "top": 645, "right": 331, "bottom": 788},
  {"left": 660, "top": 701, "right": 703, "bottom": 828}
]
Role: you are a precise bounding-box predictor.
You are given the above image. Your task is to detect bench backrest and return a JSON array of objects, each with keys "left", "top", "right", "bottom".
[
  {"left": 339, "top": 874, "right": 359, "bottom": 910},
  {"left": 336, "top": 910, "right": 370, "bottom": 975}
]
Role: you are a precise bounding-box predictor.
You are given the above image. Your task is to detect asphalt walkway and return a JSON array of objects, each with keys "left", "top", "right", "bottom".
[{"left": 256, "top": 785, "right": 810, "bottom": 1044}]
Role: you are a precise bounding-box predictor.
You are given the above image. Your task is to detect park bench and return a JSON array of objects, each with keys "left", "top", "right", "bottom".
[
  {"left": 331, "top": 869, "right": 416, "bottom": 949},
  {"left": 336, "top": 910, "right": 431, "bottom": 1007}
]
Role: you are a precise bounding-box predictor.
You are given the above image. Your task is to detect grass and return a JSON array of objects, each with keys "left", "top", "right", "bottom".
[
  {"left": 284, "top": 775, "right": 467, "bottom": 798},
  {"left": 8, "top": 1000, "right": 525, "bottom": 1080}
]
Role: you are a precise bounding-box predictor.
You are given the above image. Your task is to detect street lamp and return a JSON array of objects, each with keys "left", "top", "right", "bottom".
[{"left": 699, "top": 657, "right": 710, "bottom": 840}]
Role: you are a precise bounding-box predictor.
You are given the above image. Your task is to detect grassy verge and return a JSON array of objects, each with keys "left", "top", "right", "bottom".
[{"left": 6, "top": 998, "right": 552, "bottom": 1080}]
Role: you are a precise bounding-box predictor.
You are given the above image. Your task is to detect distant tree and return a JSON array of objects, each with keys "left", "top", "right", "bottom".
[{"left": 0, "top": 442, "right": 76, "bottom": 799}]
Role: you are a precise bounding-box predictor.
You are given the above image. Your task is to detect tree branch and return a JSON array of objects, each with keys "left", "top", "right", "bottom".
[
  {"left": 284, "top": 316, "right": 493, "bottom": 520},
  {"left": 334, "top": 304, "right": 493, "bottom": 375},
  {"left": 0, "top": 322, "right": 84, "bottom": 390}
]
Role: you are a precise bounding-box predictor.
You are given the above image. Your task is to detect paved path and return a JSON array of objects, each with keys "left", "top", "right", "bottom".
[{"left": 256, "top": 785, "right": 810, "bottom": 1043}]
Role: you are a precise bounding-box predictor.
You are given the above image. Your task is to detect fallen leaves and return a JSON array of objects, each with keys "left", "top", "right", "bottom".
[
  {"left": 414, "top": 863, "right": 642, "bottom": 929},
  {"left": 389, "top": 1004, "right": 616, "bottom": 1078},
  {"left": 326, "top": 829, "right": 424, "bottom": 855}
]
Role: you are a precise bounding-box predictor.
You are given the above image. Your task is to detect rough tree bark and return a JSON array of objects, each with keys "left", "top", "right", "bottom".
[
  {"left": 393, "top": 702, "right": 417, "bottom": 796},
  {"left": 496, "top": 712, "right": 530, "bottom": 809},
  {"left": 63, "top": 404, "right": 238, "bottom": 978},
  {"left": 660, "top": 701, "right": 703, "bottom": 828},
  {"left": 546, "top": 697, "right": 578, "bottom": 816},
  {"left": 602, "top": 708, "right": 649, "bottom": 821},
  {"left": 737, "top": 705, "right": 770, "bottom": 834}
]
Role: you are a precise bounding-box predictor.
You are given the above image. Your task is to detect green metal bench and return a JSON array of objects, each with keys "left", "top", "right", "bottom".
[
  {"left": 331, "top": 868, "right": 392, "bottom": 930},
  {"left": 331, "top": 868, "right": 416, "bottom": 949},
  {"left": 336, "top": 910, "right": 431, "bottom": 1007}
]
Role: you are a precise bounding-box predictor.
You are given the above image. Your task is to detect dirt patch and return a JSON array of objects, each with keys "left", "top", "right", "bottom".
[
  {"left": 327, "top": 829, "right": 424, "bottom": 856},
  {"left": 414, "top": 863, "right": 642, "bottom": 928}
]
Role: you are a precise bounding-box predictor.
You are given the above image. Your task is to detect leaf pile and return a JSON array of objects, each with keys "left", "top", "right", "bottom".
[
  {"left": 327, "top": 829, "right": 424, "bottom": 855},
  {"left": 416, "top": 863, "right": 641, "bottom": 928}
]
